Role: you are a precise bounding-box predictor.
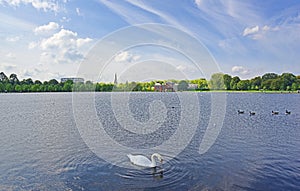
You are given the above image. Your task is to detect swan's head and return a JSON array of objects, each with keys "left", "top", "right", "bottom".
[{"left": 153, "top": 153, "right": 163, "bottom": 163}]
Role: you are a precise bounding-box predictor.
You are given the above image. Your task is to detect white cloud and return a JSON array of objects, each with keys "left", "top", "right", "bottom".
[
  {"left": 0, "top": 62, "right": 17, "bottom": 71},
  {"left": 6, "top": 52, "right": 16, "bottom": 59},
  {"left": 114, "top": 52, "right": 129, "bottom": 62},
  {"left": 114, "top": 51, "right": 140, "bottom": 63},
  {"left": 22, "top": 68, "right": 43, "bottom": 78},
  {"left": 175, "top": 65, "right": 187, "bottom": 71},
  {"left": 37, "top": 29, "right": 93, "bottom": 64},
  {"left": 231, "top": 66, "right": 250, "bottom": 75},
  {"left": 0, "top": 0, "right": 62, "bottom": 12},
  {"left": 28, "top": 41, "right": 37, "bottom": 49},
  {"left": 194, "top": 0, "right": 202, "bottom": 7},
  {"left": 76, "top": 7, "right": 83, "bottom": 16},
  {"left": 6, "top": 36, "right": 20, "bottom": 42},
  {"left": 243, "top": 25, "right": 259, "bottom": 36},
  {"left": 60, "top": 16, "right": 71, "bottom": 23},
  {"left": 21, "top": 67, "right": 63, "bottom": 80},
  {"left": 242, "top": 25, "right": 280, "bottom": 40},
  {"left": 34, "top": 22, "right": 59, "bottom": 35},
  {"left": 262, "top": 25, "right": 270, "bottom": 31}
]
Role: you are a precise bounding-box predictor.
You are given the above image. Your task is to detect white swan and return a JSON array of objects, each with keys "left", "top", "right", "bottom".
[{"left": 127, "top": 153, "right": 163, "bottom": 168}]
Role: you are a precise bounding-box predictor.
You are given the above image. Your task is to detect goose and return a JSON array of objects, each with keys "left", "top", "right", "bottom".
[
  {"left": 238, "top": 110, "right": 245, "bottom": 114},
  {"left": 127, "top": 153, "right": 163, "bottom": 168},
  {"left": 285, "top": 110, "right": 291, "bottom": 115},
  {"left": 249, "top": 111, "right": 255, "bottom": 116},
  {"left": 272, "top": 111, "right": 279, "bottom": 115}
]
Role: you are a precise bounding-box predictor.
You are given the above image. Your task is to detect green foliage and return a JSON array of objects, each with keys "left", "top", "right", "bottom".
[
  {"left": 178, "top": 80, "right": 189, "bottom": 91},
  {"left": 209, "top": 73, "right": 225, "bottom": 90},
  {"left": 250, "top": 76, "right": 262, "bottom": 90},
  {"left": 189, "top": 78, "right": 209, "bottom": 90},
  {"left": 9, "top": 73, "right": 19, "bottom": 84},
  {"left": 0, "top": 71, "right": 300, "bottom": 93},
  {"left": 237, "top": 80, "right": 250, "bottom": 90},
  {"left": 230, "top": 76, "right": 240, "bottom": 90},
  {"left": 0, "top": 72, "right": 9, "bottom": 82},
  {"left": 48, "top": 79, "right": 59, "bottom": 85},
  {"left": 15, "top": 84, "right": 22, "bottom": 92},
  {"left": 223, "top": 74, "right": 232, "bottom": 90},
  {"left": 262, "top": 73, "right": 278, "bottom": 81},
  {"left": 0, "top": 83, "right": 4, "bottom": 92},
  {"left": 34, "top": 80, "right": 42, "bottom": 85}
]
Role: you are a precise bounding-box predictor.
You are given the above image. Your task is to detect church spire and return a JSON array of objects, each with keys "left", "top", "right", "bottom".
[{"left": 114, "top": 73, "right": 118, "bottom": 85}]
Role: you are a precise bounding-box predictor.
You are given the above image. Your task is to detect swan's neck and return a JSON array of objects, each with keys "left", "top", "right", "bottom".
[{"left": 150, "top": 154, "right": 157, "bottom": 167}]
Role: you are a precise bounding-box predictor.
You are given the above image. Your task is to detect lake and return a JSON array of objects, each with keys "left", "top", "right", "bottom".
[{"left": 0, "top": 92, "right": 299, "bottom": 190}]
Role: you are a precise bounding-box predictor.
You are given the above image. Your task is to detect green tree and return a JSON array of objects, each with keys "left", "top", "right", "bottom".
[
  {"left": 291, "top": 82, "right": 299, "bottom": 91},
  {"left": 21, "top": 84, "right": 31, "bottom": 92},
  {"left": 63, "top": 83, "right": 73, "bottom": 92},
  {"left": 280, "top": 73, "right": 296, "bottom": 90},
  {"left": 84, "top": 81, "right": 95, "bottom": 91},
  {"left": 178, "top": 80, "right": 189, "bottom": 91},
  {"left": 262, "top": 73, "right": 279, "bottom": 81},
  {"left": 190, "top": 78, "right": 209, "bottom": 90},
  {"left": 34, "top": 80, "right": 42, "bottom": 85},
  {"left": 223, "top": 74, "right": 232, "bottom": 90},
  {"left": 250, "top": 76, "right": 262, "bottom": 90},
  {"left": 5, "top": 83, "right": 13, "bottom": 92},
  {"left": 15, "top": 84, "right": 22, "bottom": 92},
  {"left": 9, "top": 73, "right": 19, "bottom": 84},
  {"left": 55, "top": 84, "right": 62, "bottom": 91},
  {"left": 30, "top": 84, "right": 42, "bottom": 92},
  {"left": 132, "top": 82, "right": 143, "bottom": 91},
  {"left": 270, "top": 78, "right": 282, "bottom": 90},
  {"left": 0, "top": 83, "right": 4, "bottom": 92},
  {"left": 237, "top": 80, "right": 250, "bottom": 90},
  {"left": 48, "top": 79, "right": 59, "bottom": 85},
  {"left": 22, "top": 78, "right": 34, "bottom": 85},
  {"left": 0, "top": 72, "right": 9, "bottom": 82},
  {"left": 261, "top": 79, "right": 273, "bottom": 90},
  {"left": 209, "top": 73, "right": 225, "bottom": 90},
  {"left": 230, "top": 76, "right": 240, "bottom": 90}
]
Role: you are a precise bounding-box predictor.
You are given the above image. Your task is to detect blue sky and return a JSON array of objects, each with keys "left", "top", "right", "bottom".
[{"left": 0, "top": 0, "right": 300, "bottom": 82}]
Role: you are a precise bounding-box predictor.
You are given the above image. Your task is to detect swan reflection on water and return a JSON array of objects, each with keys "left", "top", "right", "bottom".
[{"left": 152, "top": 166, "right": 164, "bottom": 179}]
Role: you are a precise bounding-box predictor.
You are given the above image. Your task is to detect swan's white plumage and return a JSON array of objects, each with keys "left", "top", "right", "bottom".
[{"left": 127, "top": 153, "right": 162, "bottom": 168}]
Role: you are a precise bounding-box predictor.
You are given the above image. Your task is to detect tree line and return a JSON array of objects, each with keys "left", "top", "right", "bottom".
[
  {"left": 209, "top": 72, "right": 300, "bottom": 91},
  {"left": 0, "top": 71, "right": 299, "bottom": 93},
  {"left": 0, "top": 72, "right": 113, "bottom": 93}
]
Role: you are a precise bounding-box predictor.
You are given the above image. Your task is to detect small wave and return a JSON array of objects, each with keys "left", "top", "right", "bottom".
[{"left": 116, "top": 154, "right": 190, "bottom": 190}]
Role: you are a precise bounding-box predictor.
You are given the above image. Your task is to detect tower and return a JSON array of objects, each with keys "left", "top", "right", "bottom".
[{"left": 114, "top": 73, "right": 118, "bottom": 85}]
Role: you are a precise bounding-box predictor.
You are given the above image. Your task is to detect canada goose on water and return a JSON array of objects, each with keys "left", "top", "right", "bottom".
[
  {"left": 272, "top": 111, "right": 279, "bottom": 115},
  {"left": 249, "top": 111, "right": 255, "bottom": 116},
  {"left": 238, "top": 110, "right": 244, "bottom": 114},
  {"left": 285, "top": 110, "right": 291, "bottom": 115}
]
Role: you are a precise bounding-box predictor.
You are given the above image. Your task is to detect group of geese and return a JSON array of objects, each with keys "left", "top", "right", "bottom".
[
  {"left": 238, "top": 109, "right": 291, "bottom": 115},
  {"left": 127, "top": 109, "right": 293, "bottom": 168}
]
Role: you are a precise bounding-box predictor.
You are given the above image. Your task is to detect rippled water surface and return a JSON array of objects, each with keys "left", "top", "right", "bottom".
[{"left": 0, "top": 92, "right": 300, "bottom": 190}]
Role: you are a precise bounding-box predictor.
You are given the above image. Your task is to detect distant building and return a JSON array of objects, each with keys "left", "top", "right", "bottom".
[
  {"left": 165, "top": 82, "right": 175, "bottom": 92},
  {"left": 188, "top": 84, "right": 198, "bottom": 90},
  {"left": 61, "top": 77, "right": 84, "bottom": 83},
  {"left": 154, "top": 83, "right": 163, "bottom": 92},
  {"left": 154, "top": 82, "right": 176, "bottom": 92}
]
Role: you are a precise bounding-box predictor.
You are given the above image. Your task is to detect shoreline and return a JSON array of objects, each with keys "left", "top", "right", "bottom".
[{"left": 0, "top": 90, "right": 299, "bottom": 94}]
